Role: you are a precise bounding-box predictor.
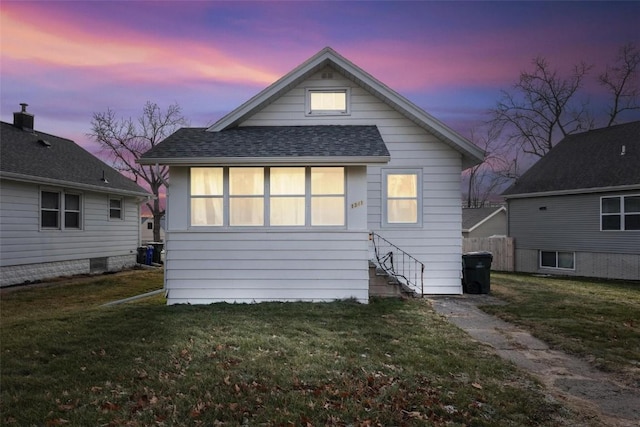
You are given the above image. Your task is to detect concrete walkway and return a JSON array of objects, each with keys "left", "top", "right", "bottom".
[{"left": 428, "top": 295, "right": 640, "bottom": 427}]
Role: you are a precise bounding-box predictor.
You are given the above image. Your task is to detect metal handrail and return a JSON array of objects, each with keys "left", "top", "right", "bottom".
[{"left": 370, "top": 231, "right": 424, "bottom": 296}]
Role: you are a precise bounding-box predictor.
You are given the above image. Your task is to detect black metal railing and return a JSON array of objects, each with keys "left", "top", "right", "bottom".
[{"left": 370, "top": 232, "right": 424, "bottom": 296}]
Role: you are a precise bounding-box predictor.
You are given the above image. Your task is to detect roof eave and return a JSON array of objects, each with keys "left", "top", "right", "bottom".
[
  {"left": 467, "top": 207, "right": 506, "bottom": 232},
  {"left": 0, "top": 171, "right": 151, "bottom": 198},
  {"left": 503, "top": 184, "right": 640, "bottom": 199},
  {"left": 138, "top": 155, "right": 390, "bottom": 166}
]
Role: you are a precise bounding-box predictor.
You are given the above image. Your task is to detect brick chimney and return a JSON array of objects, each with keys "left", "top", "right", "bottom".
[{"left": 13, "top": 103, "right": 34, "bottom": 131}]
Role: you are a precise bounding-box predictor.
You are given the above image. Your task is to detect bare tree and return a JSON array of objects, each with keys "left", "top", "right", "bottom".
[
  {"left": 464, "top": 125, "right": 516, "bottom": 208},
  {"left": 89, "top": 101, "right": 189, "bottom": 242},
  {"left": 599, "top": 43, "right": 640, "bottom": 126},
  {"left": 491, "top": 57, "right": 593, "bottom": 157}
]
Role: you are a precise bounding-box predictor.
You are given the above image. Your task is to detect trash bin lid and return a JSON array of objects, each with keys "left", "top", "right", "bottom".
[{"left": 463, "top": 251, "right": 492, "bottom": 258}]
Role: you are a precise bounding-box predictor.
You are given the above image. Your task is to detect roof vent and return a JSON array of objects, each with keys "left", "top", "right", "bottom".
[
  {"left": 13, "top": 103, "right": 34, "bottom": 131},
  {"left": 621, "top": 145, "right": 626, "bottom": 156},
  {"left": 101, "top": 170, "right": 109, "bottom": 184},
  {"left": 321, "top": 72, "right": 333, "bottom": 79},
  {"left": 38, "top": 139, "right": 51, "bottom": 147}
]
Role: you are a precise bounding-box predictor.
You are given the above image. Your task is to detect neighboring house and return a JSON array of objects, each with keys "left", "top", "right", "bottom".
[
  {"left": 502, "top": 121, "right": 640, "bottom": 280},
  {"left": 0, "top": 105, "right": 150, "bottom": 287},
  {"left": 139, "top": 47, "right": 484, "bottom": 304},
  {"left": 140, "top": 216, "right": 166, "bottom": 244},
  {"left": 462, "top": 206, "right": 507, "bottom": 238}
]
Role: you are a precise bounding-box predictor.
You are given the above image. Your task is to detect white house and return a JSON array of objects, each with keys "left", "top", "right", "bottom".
[
  {"left": 0, "top": 105, "right": 150, "bottom": 287},
  {"left": 140, "top": 216, "right": 166, "bottom": 244},
  {"left": 139, "top": 47, "right": 483, "bottom": 304}
]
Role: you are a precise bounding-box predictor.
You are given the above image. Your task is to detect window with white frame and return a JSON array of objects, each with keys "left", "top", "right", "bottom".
[
  {"left": 382, "top": 170, "right": 421, "bottom": 226},
  {"left": 306, "top": 88, "right": 349, "bottom": 115},
  {"left": 311, "top": 167, "right": 345, "bottom": 226},
  {"left": 189, "top": 167, "right": 345, "bottom": 227},
  {"left": 229, "top": 167, "right": 264, "bottom": 226},
  {"left": 40, "top": 190, "right": 82, "bottom": 230},
  {"left": 540, "top": 250, "right": 575, "bottom": 269},
  {"left": 270, "top": 167, "right": 305, "bottom": 226},
  {"left": 41, "top": 191, "right": 60, "bottom": 229},
  {"left": 191, "top": 167, "right": 223, "bottom": 226},
  {"left": 64, "top": 194, "right": 81, "bottom": 229},
  {"left": 601, "top": 195, "right": 640, "bottom": 231},
  {"left": 109, "top": 197, "right": 123, "bottom": 220}
]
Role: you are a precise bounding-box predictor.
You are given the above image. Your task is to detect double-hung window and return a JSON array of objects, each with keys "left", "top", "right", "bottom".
[
  {"left": 41, "top": 191, "right": 60, "bottom": 229},
  {"left": 64, "top": 194, "right": 81, "bottom": 229},
  {"left": 190, "top": 167, "right": 345, "bottom": 227},
  {"left": 601, "top": 195, "right": 640, "bottom": 231},
  {"left": 382, "top": 169, "right": 421, "bottom": 227},
  {"left": 40, "top": 190, "right": 82, "bottom": 230},
  {"left": 109, "top": 197, "right": 123, "bottom": 220}
]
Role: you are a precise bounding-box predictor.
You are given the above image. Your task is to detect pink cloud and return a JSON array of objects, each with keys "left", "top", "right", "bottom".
[{"left": 1, "top": 4, "right": 280, "bottom": 87}]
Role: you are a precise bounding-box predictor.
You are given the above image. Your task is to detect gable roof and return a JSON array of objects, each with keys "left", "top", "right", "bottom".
[
  {"left": 503, "top": 121, "right": 640, "bottom": 198},
  {"left": 207, "top": 47, "right": 483, "bottom": 169},
  {"left": 462, "top": 206, "right": 506, "bottom": 232},
  {"left": 139, "top": 125, "right": 389, "bottom": 165},
  {"left": 0, "top": 121, "right": 150, "bottom": 197}
]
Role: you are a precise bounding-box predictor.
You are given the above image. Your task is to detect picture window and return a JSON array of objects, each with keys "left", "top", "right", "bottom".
[{"left": 306, "top": 88, "right": 349, "bottom": 115}]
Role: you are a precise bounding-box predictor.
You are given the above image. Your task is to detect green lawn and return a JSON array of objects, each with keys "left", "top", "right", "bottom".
[
  {"left": 484, "top": 273, "right": 640, "bottom": 384},
  {"left": 1, "top": 270, "right": 583, "bottom": 426}
]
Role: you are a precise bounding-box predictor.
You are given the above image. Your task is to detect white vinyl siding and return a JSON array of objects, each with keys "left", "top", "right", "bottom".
[
  {"left": 0, "top": 180, "right": 140, "bottom": 268},
  {"left": 164, "top": 230, "right": 369, "bottom": 304}
]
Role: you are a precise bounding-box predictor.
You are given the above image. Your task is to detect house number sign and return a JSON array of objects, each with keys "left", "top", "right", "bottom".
[{"left": 350, "top": 200, "right": 364, "bottom": 209}]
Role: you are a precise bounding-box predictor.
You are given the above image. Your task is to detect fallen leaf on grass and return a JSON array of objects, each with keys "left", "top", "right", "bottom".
[
  {"left": 46, "top": 418, "right": 69, "bottom": 426},
  {"left": 100, "top": 401, "right": 121, "bottom": 412},
  {"left": 471, "top": 382, "right": 483, "bottom": 390}
]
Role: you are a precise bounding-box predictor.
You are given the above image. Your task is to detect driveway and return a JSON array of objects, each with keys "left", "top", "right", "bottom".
[{"left": 429, "top": 295, "right": 640, "bottom": 427}]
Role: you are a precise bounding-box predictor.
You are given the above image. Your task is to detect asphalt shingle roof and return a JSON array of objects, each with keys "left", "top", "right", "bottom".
[
  {"left": 139, "top": 125, "right": 390, "bottom": 162},
  {"left": 503, "top": 121, "right": 640, "bottom": 196},
  {"left": 1, "top": 121, "right": 149, "bottom": 196}
]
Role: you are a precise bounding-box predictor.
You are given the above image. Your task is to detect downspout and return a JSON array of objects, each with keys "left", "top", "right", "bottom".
[{"left": 155, "top": 163, "right": 170, "bottom": 298}]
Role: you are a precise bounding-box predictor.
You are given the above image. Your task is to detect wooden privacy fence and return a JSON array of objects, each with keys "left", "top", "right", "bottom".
[{"left": 463, "top": 237, "right": 514, "bottom": 272}]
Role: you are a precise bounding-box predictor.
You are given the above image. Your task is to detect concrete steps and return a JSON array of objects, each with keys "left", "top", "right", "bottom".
[{"left": 368, "top": 261, "right": 415, "bottom": 298}]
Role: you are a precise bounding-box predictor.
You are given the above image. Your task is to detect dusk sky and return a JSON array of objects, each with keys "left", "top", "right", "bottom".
[{"left": 2, "top": 1, "right": 639, "bottom": 158}]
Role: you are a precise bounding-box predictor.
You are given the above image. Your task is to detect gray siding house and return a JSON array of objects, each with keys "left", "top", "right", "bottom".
[
  {"left": 0, "top": 105, "right": 150, "bottom": 286},
  {"left": 503, "top": 121, "right": 640, "bottom": 280},
  {"left": 139, "top": 47, "right": 483, "bottom": 304}
]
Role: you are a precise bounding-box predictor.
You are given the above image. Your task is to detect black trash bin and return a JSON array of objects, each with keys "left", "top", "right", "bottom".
[
  {"left": 149, "top": 242, "right": 164, "bottom": 264},
  {"left": 462, "top": 251, "right": 493, "bottom": 294},
  {"left": 136, "top": 246, "right": 147, "bottom": 264}
]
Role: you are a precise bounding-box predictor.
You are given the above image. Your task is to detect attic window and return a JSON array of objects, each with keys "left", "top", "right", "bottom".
[{"left": 306, "top": 88, "right": 349, "bottom": 116}]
